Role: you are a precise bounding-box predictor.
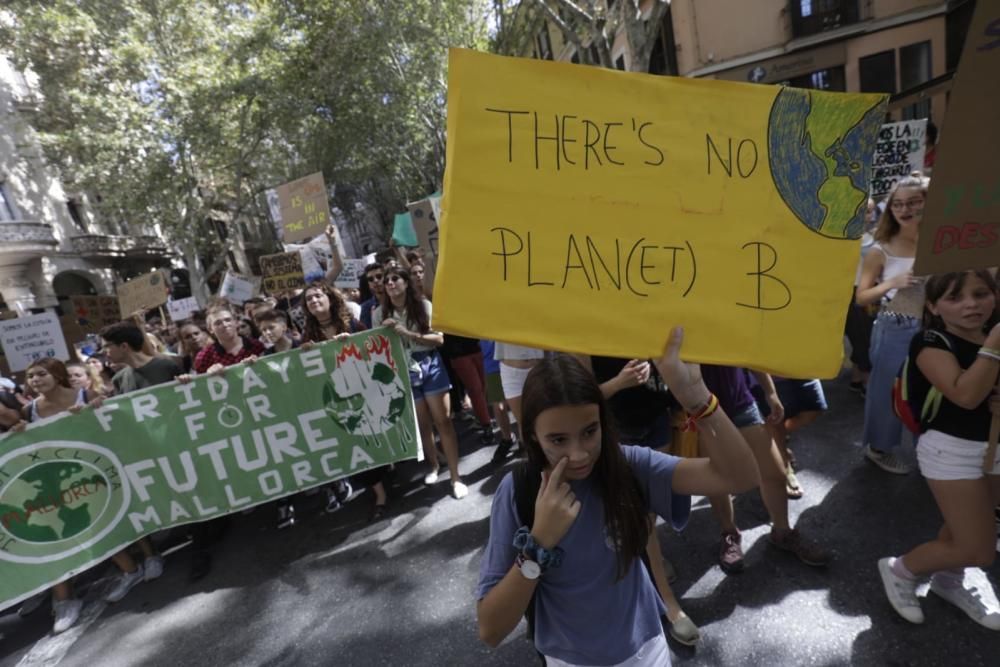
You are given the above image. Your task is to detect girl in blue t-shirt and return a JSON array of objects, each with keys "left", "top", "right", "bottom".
[
  {"left": 476, "top": 328, "right": 760, "bottom": 666},
  {"left": 878, "top": 270, "right": 1000, "bottom": 630}
]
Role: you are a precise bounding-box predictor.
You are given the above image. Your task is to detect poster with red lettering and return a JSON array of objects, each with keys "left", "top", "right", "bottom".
[{"left": 914, "top": 4, "right": 1000, "bottom": 274}]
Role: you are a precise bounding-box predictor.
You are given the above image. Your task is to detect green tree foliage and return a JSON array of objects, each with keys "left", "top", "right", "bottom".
[
  {"left": 492, "top": 0, "right": 668, "bottom": 73},
  {"left": 2, "top": 0, "right": 488, "bottom": 299}
]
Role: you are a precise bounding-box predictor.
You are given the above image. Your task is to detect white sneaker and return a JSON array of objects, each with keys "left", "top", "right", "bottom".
[
  {"left": 930, "top": 575, "right": 1000, "bottom": 630},
  {"left": 105, "top": 565, "right": 145, "bottom": 603},
  {"left": 878, "top": 557, "right": 924, "bottom": 623},
  {"left": 143, "top": 556, "right": 165, "bottom": 582},
  {"left": 424, "top": 469, "right": 440, "bottom": 485},
  {"left": 451, "top": 481, "right": 469, "bottom": 500},
  {"left": 865, "top": 447, "right": 912, "bottom": 475},
  {"left": 52, "top": 599, "right": 83, "bottom": 634}
]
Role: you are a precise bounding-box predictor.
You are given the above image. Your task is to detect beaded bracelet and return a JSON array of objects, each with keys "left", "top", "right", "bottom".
[{"left": 682, "top": 393, "right": 720, "bottom": 432}]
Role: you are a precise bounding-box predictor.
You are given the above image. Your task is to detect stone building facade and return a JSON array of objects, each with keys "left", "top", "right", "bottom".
[{"left": 0, "top": 54, "right": 172, "bottom": 315}]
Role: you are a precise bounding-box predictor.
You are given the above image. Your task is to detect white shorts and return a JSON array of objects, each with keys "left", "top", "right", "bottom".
[
  {"left": 499, "top": 363, "right": 534, "bottom": 401},
  {"left": 544, "top": 632, "right": 668, "bottom": 667},
  {"left": 916, "top": 429, "right": 1000, "bottom": 481}
]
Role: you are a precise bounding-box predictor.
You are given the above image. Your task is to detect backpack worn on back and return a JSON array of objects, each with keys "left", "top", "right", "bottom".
[
  {"left": 892, "top": 331, "right": 950, "bottom": 435},
  {"left": 510, "top": 460, "right": 660, "bottom": 651}
]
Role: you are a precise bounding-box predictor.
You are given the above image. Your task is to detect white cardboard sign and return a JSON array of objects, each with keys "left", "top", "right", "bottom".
[{"left": 0, "top": 312, "right": 71, "bottom": 372}]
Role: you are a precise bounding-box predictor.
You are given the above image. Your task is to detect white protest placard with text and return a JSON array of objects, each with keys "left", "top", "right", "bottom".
[
  {"left": 0, "top": 312, "right": 71, "bottom": 372},
  {"left": 870, "top": 119, "right": 926, "bottom": 198},
  {"left": 167, "top": 297, "right": 201, "bottom": 322},
  {"left": 220, "top": 272, "right": 260, "bottom": 305}
]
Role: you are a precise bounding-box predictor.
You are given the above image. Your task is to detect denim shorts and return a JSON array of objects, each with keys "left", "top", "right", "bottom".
[
  {"left": 730, "top": 400, "right": 765, "bottom": 428},
  {"left": 410, "top": 350, "right": 452, "bottom": 401}
]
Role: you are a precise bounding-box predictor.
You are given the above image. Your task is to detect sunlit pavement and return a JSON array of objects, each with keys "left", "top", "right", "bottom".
[{"left": 3, "top": 373, "right": 999, "bottom": 666}]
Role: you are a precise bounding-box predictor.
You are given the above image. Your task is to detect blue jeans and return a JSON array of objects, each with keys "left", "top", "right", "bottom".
[{"left": 862, "top": 313, "right": 920, "bottom": 452}]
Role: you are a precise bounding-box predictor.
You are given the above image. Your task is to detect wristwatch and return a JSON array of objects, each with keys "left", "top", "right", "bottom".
[
  {"left": 516, "top": 553, "right": 541, "bottom": 580},
  {"left": 512, "top": 526, "right": 564, "bottom": 575}
]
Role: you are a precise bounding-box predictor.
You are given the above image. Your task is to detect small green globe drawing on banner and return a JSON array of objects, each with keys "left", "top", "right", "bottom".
[
  {"left": 0, "top": 461, "right": 110, "bottom": 544},
  {"left": 768, "top": 87, "right": 885, "bottom": 240}
]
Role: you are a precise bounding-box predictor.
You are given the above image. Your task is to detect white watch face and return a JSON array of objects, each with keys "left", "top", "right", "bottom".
[{"left": 519, "top": 559, "right": 541, "bottom": 580}]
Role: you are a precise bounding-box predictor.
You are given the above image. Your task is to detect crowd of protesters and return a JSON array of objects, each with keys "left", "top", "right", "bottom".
[{"left": 2, "top": 185, "right": 998, "bottom": 662}]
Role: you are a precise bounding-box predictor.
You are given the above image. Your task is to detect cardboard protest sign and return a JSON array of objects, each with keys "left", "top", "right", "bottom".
[
  {"left": 117, "top": 272, "right": 169, "bottom": 318},
  {"left": 334, "top": 259, "right": 367, "bottom": 290},
  {"left": 70, "top": 296, "right": 121, "bottom": 335},
  {"left": 166, "top": 297, "right": 201, "bottom": 322},
  {"left": 283, "top": 244, "right": 325, "bottom": 283},
  {"left": 914, "top": 4, "right": 1000, "bottom": 275},
  {"left": 260, "top": 252, "right": 306, "bottom": 293},
  {"left": 0, "top": 312, "right": 72, "bottom": 372},
  {"left": 392, "top": 212, "right": 417, "bottom": 247},
  {"left": 870, "top": 119, "right": 926, "bottom": 198},
  {"left": 434, "top": 49, "right": 888, "bottom": 378},
  {"left": 219, "top": 272, "right": 260, "bottom": 305},
  {"left": 273, "top": 172, "right": 330, "bottom": 244},
  {"left": 0, "top": 330, "right": 420, "bottom": 609},
  {"left": 407, "top": 197, "right": 440, "bottom": 293},
  {"left": 59, "top": 314, "right": 87, "bottom": 353}
]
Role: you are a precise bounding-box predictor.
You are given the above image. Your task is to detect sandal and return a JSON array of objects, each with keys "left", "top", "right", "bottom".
[
  {"left": 369, "top": 503, "right": 388, "bottom": 523},
  {"left": 785, "top": 465, "right": 804, "bottom": 500}
]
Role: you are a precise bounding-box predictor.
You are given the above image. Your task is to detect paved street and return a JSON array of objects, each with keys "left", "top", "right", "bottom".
[{"left": 2, "top": 372, "right": 999, "bottom": 666}]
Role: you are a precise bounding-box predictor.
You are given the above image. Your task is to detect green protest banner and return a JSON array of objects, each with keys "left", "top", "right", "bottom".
[{"left": 0, "top": 330, "right": 419, "bottom": 609}]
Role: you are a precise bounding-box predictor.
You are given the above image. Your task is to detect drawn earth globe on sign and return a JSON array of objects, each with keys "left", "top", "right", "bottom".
[
  {"left": 767, "top": 87, "right": 885, "bottom": 240},
  {"left": 322, "top": 335, "right": 406, "bottom": 437},
  {"left": 0, "top": 461, "right": 110, "bottom": 543}
]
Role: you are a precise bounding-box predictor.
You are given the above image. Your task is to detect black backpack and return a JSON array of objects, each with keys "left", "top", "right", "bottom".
[{"left": 510, "top": 460, "right": 661, "bottom": 657}]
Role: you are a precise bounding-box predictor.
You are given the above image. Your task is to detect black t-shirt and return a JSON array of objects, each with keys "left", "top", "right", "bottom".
[
  {"left": 441, "top": 334, "right": 481, "bottom": 359},
  {"left": 590, "top": 356, "right": 670, "bottom": 437},
  {"left": 908, "top": 329, "right": 993, "bottom": 441}
]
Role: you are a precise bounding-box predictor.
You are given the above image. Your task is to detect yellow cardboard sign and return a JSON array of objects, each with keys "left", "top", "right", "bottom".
[{"left": 433, "top": 49, "right": 888, "bottom": 378}]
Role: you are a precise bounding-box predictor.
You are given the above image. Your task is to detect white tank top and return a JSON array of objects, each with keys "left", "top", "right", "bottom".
[{"left": 873, "top": 243, "right": 915, "bottom": 301}]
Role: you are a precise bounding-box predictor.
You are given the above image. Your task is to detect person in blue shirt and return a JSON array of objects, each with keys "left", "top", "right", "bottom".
[{"left": 476, "top": 328, "right": 760, "bottom": 665}]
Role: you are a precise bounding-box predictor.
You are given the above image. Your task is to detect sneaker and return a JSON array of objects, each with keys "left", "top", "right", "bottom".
[
  {"left": 719, "top": 532, "right": 744, "bottom": 574},
  {"left": 18, "top": 592, "right": 47, "bottom": 617},
  {"left": 769, "top": 528, "right": 831, "bottom": 567},
  {"left": 878, "top": 557, "right": 924, "bottom": 623},
  {"left": 333, "top": 479, "right": 353, "bottom": 504},
  {"left": 106, "top": 565, "right": 145, "bottom": 603},
  {"left": 480, "top": 427, "right": 497, "bottom": 446},
  {"left": 930, "top": 574, "right": 1000, "bottom": 630},
  {"left": 424, "top": 469, "right": 440, "bottom": 485},
  {"left": 52, "top": 599, "right": 83, "bottom": 634},
  {"left": 276, "top": 501, "right": 296, "bottom": 530},
  {"left": 864, "top": 446, "right": 912, "bottom": 475},
  {"left": 492, "top": 438, "right": 514, "bottom": 464},
  {"left": 324, "top": 488, "right": 343, "bottom": 514},
  {"left": 451, "top": 481, "right": 469, "bottom": 499},
  {"left": 667, "top": 612, "right": 700, "bottom": 646},
  {"left": 143, "top": 555, "right": 165, "bottom": 582}
]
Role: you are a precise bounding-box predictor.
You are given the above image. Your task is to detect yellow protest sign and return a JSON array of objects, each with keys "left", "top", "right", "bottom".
[{"left": 433, "top": 49, "right": 888, "bottom": 378}]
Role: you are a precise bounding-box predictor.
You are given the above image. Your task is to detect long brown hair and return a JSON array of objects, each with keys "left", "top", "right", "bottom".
[
  {"left": 922, "top": 270, "right": 999, "bottom": 332},
  {"left": 520, "top": 354, "right": 648, "bottom": 580},
  {"left": 302, "top": 282, "right": 352, "bottom": 342},
  {"left": 380, "top": 264, "right": 430, "bottom": 334},
  {"left": 873, "top": 175, "right": 928, "bottom": 243}
]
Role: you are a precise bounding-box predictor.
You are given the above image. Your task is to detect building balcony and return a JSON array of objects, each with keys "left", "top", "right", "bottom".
[
  {"left": 0, "top": 221, "right": 59, "bottom": 264},
  {"left": 70, "top": 233, "right": 171, "bottom": 259}
]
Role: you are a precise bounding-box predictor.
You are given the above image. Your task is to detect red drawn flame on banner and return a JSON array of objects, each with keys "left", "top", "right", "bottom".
[
  {"left": 336, "top": 343, "right": 364, "bottom": 364},
  {"left": 365, "top": 335, "right": 396, "bottom": 371}
]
